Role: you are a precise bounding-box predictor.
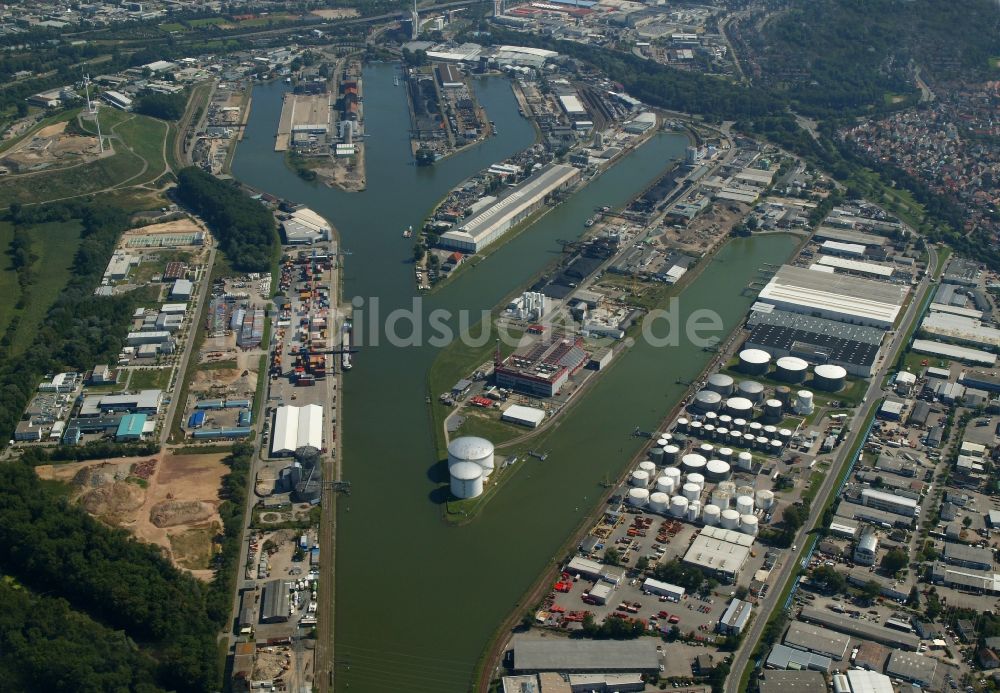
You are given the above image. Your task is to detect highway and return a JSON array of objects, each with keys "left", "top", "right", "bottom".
[{"left": 724, "top": 247, "right": 938, "bottom": 693}]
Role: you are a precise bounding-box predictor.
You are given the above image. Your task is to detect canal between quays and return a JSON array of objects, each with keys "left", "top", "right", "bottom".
[{"left": 232, "top": 63, "right": 798, "bottom": 692}]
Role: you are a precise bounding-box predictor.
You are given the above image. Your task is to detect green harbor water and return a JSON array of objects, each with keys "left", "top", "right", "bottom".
[{"left": 232, "top": 63, "right": 798, "bottom": 692}]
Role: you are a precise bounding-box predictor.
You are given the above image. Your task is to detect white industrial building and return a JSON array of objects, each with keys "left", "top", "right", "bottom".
[
  {"left": 281, "top": 207, "right": 331, "bottom": 245},
  {"left": 682, "top": 526, "right": 753, "bottom": 582},
  {"left": 271, "top": 404, "right": 323, "bottom": 456},
  {"left": 501, "top": 404, "right": 545, "bottom": 428},
  {"left": 438, "top": 164, "right": 580, "bottom": 253},
  {"left": 815, "top": 256, "right": 894, "bottom": 278},
  {"left": 718, "top": 599, "right": 752, "bottom": 635},
  {"left": 756, "top": 265, "right": 906, "bottom": 328},
  {"left": 920, "top": 312, "right": 1000, "bottom": 350},
  {"left": 170, "top": 278, "right": 193, "bottom": 300},
  {"left": 911, "top": 339, "right": 997, "bottom": 366},
  {"left": 861, "top": 489, "right": 919, "bottom": 517},
  {"left": 641, "top": 578, "right": 684, "bottom": 601},
  {"left": 853, "top": 530, "right": 879, "bottom": 565}
]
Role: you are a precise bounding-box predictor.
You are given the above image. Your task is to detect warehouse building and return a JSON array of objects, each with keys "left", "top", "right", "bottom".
[
  {"left": 271, "top": 404, "right": 323, "bottom": 456},
  {"left": 682, "top": 526, "right": 753, "bottom": 582},
  {"left": 438, "top": 164, "right": 580, "bottom": 253},
  {"left": 813, "top": 227, "right": 887, "bottom": 247},
  {"left": 797, "top": 607, "right": 920, "bottom": 650},
  {"left": 911, "top": 339, "right": 997, "bottom": 366},
  {"left": 495, "top": 337, "right": 588, "bottom": 398},
  {"left": 943, "top": 541, "right": 994, "bottom": 570},
  {"left": 784, "top": 621, "right": 851, "bottom": 660},
  {"left": 929, "top": 562, "right": 1000, "bottom": 594},
  {"left": 885, "top": 651, "right": 937, "bottom": 687},
  {"left": 765, "top": 644, "right": 831, "bottom": 672},
  {"left": 756, "top": 265, "right": 907, "bottom": 328},
  {"left": 861, "top": 488, "right": 919, "bottom": 517},
  {"left": 718, "top": 599, "right": 752, "bottom": 635},
  {"left": 920, "top": 312, "right": 1000, "bottom": 350},
  {"left": 501, "top": 404, "right": 545, "bottom": 428},
  {"left": 170, "top": 278, "right": 193, "bottom": 300},
  {"left": 641, "top": 578, "right": 685, "bottom": 601},
  {"left": 820, "top": 240, "right": 866, "bottom": 257},
  {"left": 758, "top": 670, "right": 826, "bottom": 693},
  {"left": 78, "top": 389, "right": 163, "bottom": 417},
  {"left": 511, "top": 638, "right": 660, "bottom": 674},
  {"left": 115, "top": 413, "right": 147, "bottom": 441},
  {"left": 814, "top": 255, "right": 894, "bottom": 278},
  {"left": 837, "top": 504, "right": 913, "bottom": 529},
  {"left": 260, "top": 579, "right": 289, "bottom": 623}
]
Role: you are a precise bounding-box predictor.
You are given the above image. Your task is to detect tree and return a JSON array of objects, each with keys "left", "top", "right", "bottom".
[
  {"left": 812, "top": 565, "right": 847, "bottom": 594},
  {"left": 962, "top": 516, "right": 973, "bottom": 528},
  {"left": 635, "top": 556, "right": 649, "bottom": 572},
  {"left": 881, "top": 548, "right": 908, "bottom": 576},
  {"left": 907, "top": 586, "right": 921, "bottom": 607},
  {"left": 862, "top": 580, "right": 882, "bottom": 602},
  {"left": 133, "top": 91, "right": 187, "bottom": 120},
  {"left": 603, "top": 547, "right": 621, "bottom": 566}
]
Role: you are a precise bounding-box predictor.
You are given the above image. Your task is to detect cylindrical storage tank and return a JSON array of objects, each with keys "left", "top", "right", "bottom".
[
  {"left": 729, "top": 430, "right": 744, "bottom": 446},
  {"left": 704, "top": 412, "right": 718, "bottom": 425},
  {"left": 736, "top": 495, "right": 754, "bottom": 515},
  {"left": 814, "top": 364, "right": 847, "bottom": 392},
  {"left": 630, "top": 469, "right": 651, "bottom": 487},
  {"left": 711, "top": 489, "right": 731, "bottom": 508},
  {"left": 763, "top": 399, "right": 783, "bottom": 423},
  {"left": 703, "top": 424, "right": 716, "bottom": 440},
  {"left": 775, "top": 356, "right": 809, "bottom": 383},
  {"left": 775, "top": 385, "right": 792, "bottom": 405},
  {"left": 721, "top": 508, "right": 740, "bottom": 529},
  {"left": 650, "top": 446, "right": 665, "bottom": 465},
  {"left": 763, "top": 425, "right": 778, "bottom": 437},
  {"left": 740, "top": 514, "right": 759, "bottom": 536},
  {"left": 665, "top": 467, "right": 682, "bottom": 485},
  {"left": 628, "top": 488, "right": 650, "bottom": 507},
  {"left": 703, "top": 504, "right": 721, "bottom": 526},
  {"left": 716, "top": 427, "right": 729, "bottom": 441},
  {"left": 663, "top": 445, "right": 680, "bottom": 464},
  {"left": 779, "top": 428, "right": 793, "bottom": 441},
  {"left": 718, "top": 447, "right": 733, "bottom": 461},
  {"left": 739, "top": 348, "right": 771, "bottom": 375},
  {"left": 726, "top": 397, "right": 754, "bottom": 418},
  {"left": 448, "top": 436, "right": 496, "bottom": 474},
  {"left": 770, "top": 439, "right": 783, "bottom": 455},
  {"left": 748, "top": 421, "right": 763, "bottom": 435},
  {"left": 450, "top": 461, "right": 484, "bottom": 499},
  {"left": 756, "top": 436, "right": 769, "bottom": 450},
  {"left": 732, "top": 418, "right": 747, "bottom": 432},
  {"left": 738, "top": 380, "right": 765, "bottom": 403},
  {"left": 687, "top": 472, "right": 705, "bottom": 491},
  {"left": 639, "top": 460, "right": 657, "bottom": 477},
  {"left": 675, "top": 417, "right": 689, "bottom": 432},
  {"left": 707, "top": 373, "right": 735, "bottom": 395},
  {"left": 743, "top": 433, "right": 756, "bottom": 447},
  {"left": 670, "top": 495, "right": 689, "bottom": 517},
  {"left": 687, "top": 500, "right": 701, "bottom": 522},
  {"left": 656, "top": 437, "right": 669, "bottom": 449},
  {"left": 682, "top": 482, "right": 701, "bottom": 502},
  {"left": 690, "top": 389, "right": 723, "bottom": 414},
  {"left": 655, "top": 476, "right": 676, "bottom": 495},
  {"left": 699, "top": 443, "right": 714, "bottom": 458},
  {"left": 689, "top": 420, "right": 703, "bottom": 437},
  {"left": 706, "top": 459, "right": 731, "bottom": 481},
  {"left": 736, "top": 451, "right": 753, "bottom": 470},
  {"left": 756, "top": 489, "right": 775, "bottom": 510},
  {"left": 682, "top": 453, "right": 707, "bottom": 473},
  {"left": 737, "top": 485, "right": 754, "bottom": 498},
  {"left": 794, "top": 390, "right": 814, "bottom": 415},
  {"left": 660, "top": 433, "right": 673, "bottom": 445},
  {"left": 648, "top": 491, "right": 669, "bottom": 514}
]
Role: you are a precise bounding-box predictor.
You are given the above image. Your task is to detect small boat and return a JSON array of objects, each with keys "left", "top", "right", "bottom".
[
  {"left": 403, "top": 225, "right": 413, "bottom": 238},
  {"left": 393, "top": 75, "right": 400, "bottom": 86}
]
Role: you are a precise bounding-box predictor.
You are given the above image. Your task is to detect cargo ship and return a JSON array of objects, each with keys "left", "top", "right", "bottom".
[{"left": 341, "top": 321, "right": 352, "bottom": 371}]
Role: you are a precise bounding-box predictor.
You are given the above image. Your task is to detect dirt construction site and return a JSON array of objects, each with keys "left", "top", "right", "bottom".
[
  {"left": 36, "top": 451, "right": 229, "bottom": 579},
  {"left": 0, "top": 121, "right": 105, "bottom": 174}
]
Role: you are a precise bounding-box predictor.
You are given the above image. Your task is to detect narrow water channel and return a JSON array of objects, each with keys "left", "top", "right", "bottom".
[{"left": 232, "top": 63, "right": 798, "bottom": 692}]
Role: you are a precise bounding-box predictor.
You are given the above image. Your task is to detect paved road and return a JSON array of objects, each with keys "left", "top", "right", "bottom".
[{"left": 724, "top": 249, "right": 936, "bottom": 693}]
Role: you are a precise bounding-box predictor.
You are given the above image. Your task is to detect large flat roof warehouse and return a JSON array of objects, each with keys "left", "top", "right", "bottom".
[
  {"left": 682, "top": 526, "right": 753, "bottom": 579},
  {"left": 271, "top": 404, "right": 323, "bottom": 456},
  {"left": 813, "top": 226, "right": 888, "bottom": 247},
  {"left": 815, "top": 255, "right": 895, "bottom": 278},
  {"left": 797, "top": 607, "right": 920, "bottom": 650},
  {"left": 783, "top": 621, "right": 851, "bottom": 660},
  {"left": 557, "top": 93, "right": 587, "bottom": 116},
  {"left": 501, "top": 404, "right": 545, "bottom": 428},
  {"left": 747, "top": 306, "right": 886, "bottom": 345},
  {"left": 744, "top": 322, "right": 880, "bottom": 377},
  {"left": 757, "top": 265, "right": 907, "bottom": 328},
  {"left": 920, "top": 312, "right": 1000, "bottom": 349},
  {"left": 911, "top": 339, "right": 997, "bottom": 366},
  {"left": 765, "top": 643, "right": 832, "bottom": 672},
  {"left": 511, "top": 637, "right": 660, "bottom": 673},
  {"left": 758, "top": 670, "right": 826, "bottom": 693},
  {"left": 438, "top": 164, "right": 580, "bottom": 253}
]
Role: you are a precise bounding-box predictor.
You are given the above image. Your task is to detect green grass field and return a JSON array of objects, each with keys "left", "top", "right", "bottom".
[
  {"left": 189, "top": 16, "right": 227, "bottom": 27},
  {"left": 127, "top": 368, "right": 173, "bottom": 390},
  {"left": 451, "top": 409, "right": 524, "bottom": 446},
  {"left": 0, "top": 220, "right": 83, "bottom": 355},
  {"left": 158, "top": 22, "right": 187, "bottom": 32}
]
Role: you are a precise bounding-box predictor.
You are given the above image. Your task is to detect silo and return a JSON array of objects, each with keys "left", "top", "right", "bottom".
[
  {"left": 450, "top": 461, "right": 484, "bottom": 499},
  {"left": 755, "top": 489, "right": 775, "bottom": 510},
  {"left": 736, "top": 495, "right": 754, "bottom": 515},
  {"left": 814, "top": 364, "right": 847, "bottom": 392},
  {"left": 775, "top": 356, "right": 809, "bottom": 383},
  {"left": 699, "top": 443, "right": 715, "bottom": 458},
  {"left": 794, "top": 390, "right": 814, "bottom": 415},
  {"left": 655, "top": 476, "right": 676, "bottom": 495},
  {"left": 676, "top": 417, "right": 689, "bottom": 432},
  {"left": 738, "top": 380, "right": 765, "bottom": 403},
  {"left": 737, "top": 485, "right": 754, "bottom": 498},
  {"left": 631, "top": 469, "right": 651, "bottom": 487},
  {"left": 639, "top": 460, "right": 657, "bottom": 477},
  {"left": 665, "top": 467, "right": 682, "bottom": 485},
  {"left": 732, "top": 417, "right": 747, "bottom": 432},
  {"left": 448, "top": 436, "right": 495, "bottom": 476},
  {"left": 739, "top": 348, "right": 771, "bottom": 375},
  {"left": 670, "top": 495, "right": 689, "bottom": 517},
  {"left": 755, "top": 436, "right": 769, "bottom": 450},
  {"left": 726, "top": 397, "right": 754, "bottom": 418},
  {"left": 736, "top": 451, "right": 753, "bottom": 470},
  {"left": 711, "top": 488, "right": 731, "bottom": 508},
  {"left": 663, "top": 445, "right": 680, "bottom": 464},
  {"left": 706, "top": 459, "right": 731, "bottom": 481},
  {"left": 687, "top": 472, "right": 705, "bottom": 491},
  {"left": 721, "top": 508, "right": 740, "bottom": 529},
  {"left": 650, "top": 446, "right": 665, "bottom": 465},
  {"left": 648, "top": 491, "right": 670, "bottom": 514},
  {"left": 682, "top": 453, "right": 707, "bottom": 473},
  {"left": 703, "top": 424, "right": 716, "bottom": 440},
  {"left": 740, "top": 514, "right": 759, "bottom": 536},
  {"left": 690, "top": 389, "right": 723, "bottom": 414},
  {"left": 778, "top": 428, "right": 793, "bottom": 441},
  {"left": 703, "top": 504, "right": 721, "bottom": 526},
  {"left": 775, "top": 385, "right": 792, "bottom": 405},
  {"left": 707, "top": 373, "right": 735, "bottom": 395},
  {"left": 682, "top": 482, "right": 701, "bottom": 502},
  {"left": 763, "top": 399, "right": 783, "bottom": 423},
  {"left": 628, "top": 488, "right": 650, "bottom": 507},
  {"left": 717, "top": 447, "right": 733, "bottom": 462},
  {"left": 687, "top": 501, "right": 701, "bottom": 522}
]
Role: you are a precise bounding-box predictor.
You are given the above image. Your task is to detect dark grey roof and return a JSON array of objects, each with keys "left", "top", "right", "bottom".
[{"left": 746, "top": 323, "right": 879, "bottom": 369}]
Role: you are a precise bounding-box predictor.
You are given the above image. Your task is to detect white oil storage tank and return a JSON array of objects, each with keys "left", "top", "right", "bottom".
[
  {"left": 711, "top": 489, "right": 731, "bottom": 508},
  {"left": 775, "top": 356, "right": 809, "bottom": 383},
  {"left": 448, "top": 436, "right": 495, "bottom": 475},
  {"left": 770, "top": 439, "right": 783, "bottom": 455},
  {"left": 639, "top": 460, "right": 657, "bottom": 477},
  {"left": 675, "top": 417, "right": 689, "bottom": 432},
  {"left": 740, "top": 514, "right": 759, "bottom": 536},
  {"left": 648, "top": 491, "right": 669, "bottom": 514},
  {"left": 449, "top": 461, "right": 484, "bottom": 499},
  {"left": 718, "top": 480, "right": 737, "bottom": 496},
  {"left": 687, "top": 472, "right": 705, "bottom": 491},
  {"left": 670, "top": 495, "right": 689, "bottom": 517},
  {"left": 716, "top": 427, "right": 729, "bottom": 441},
  {"left": 703, "top": 504, "right": 721, "bottom": 526},
  {"left": 656, "top": 476, "right": 676, "bottom": 495},
  {"left": 737, "top": 484, "right": 754, "bottom": 498},
  {"left": 732, "top": 418, "right": 747, "bottom": 432},
  {"left": 681, "top": 454, "right": 707, "bottom": 473},
  {"left": 814, "top": 364, "right": 847, "bottom": 392},
  {"left": 755, "top": 489, "right": 775, "bottom": 510},
  {"left": 663, "top": 445, "right": 680, "bottom": 464},
  {"left": 775, "top": 385, "right": 792, "bottom": 405},
  {"left": 794, "top": 390, "right": 814, "bottom": 415},
  {"left": 748, "top": 421, "right": 763, "bottom": 435},
  {"left": 756, "top": 436, "right": 769, "bottom": 450},
  {"left": 631, "top": 469, "right": 651, "bottom": 487},
  {"left": 736, "top": 495, "right": 754, "bottom": 515},
  {"left": 689, "top": 421, "right": 703, "bottom": 437},
  {"left": 739, "top": 348, "right": 771, "bottom": 375},
  {"left": 763, "top": 425, "right": 778, "bottom": 437},
  {"left": 726, "top": 397, "right": 754, "bottom": 418},
  {"left": 736, "top": 451, "right": 753, "bottom": 470},
  {"left": 718, "top": 414, "right": 733, "bottom": 428},
  {"left": 721, "top": 508, "right": 740, "bottom": 529},
  {"left": 687, "top": 500, "right": 701, "bottom": 522},
  {"left": 706, "top": 373, "right": 735, "bottom": 395},
  {"left": 703, "top": 424, "right": 716, "bottom": 440},
  {"left": 682, "top": 482, "right": 701, "bottom": 501},
  {"left": 706, "top": 459, "right": 731, "bottom": 481},
  {"left": 628, "top": 488, "right": 650, "bottom": 507},
  {"left": 738, "top": 380, "right": 765, "bottom": 403},
  {"left": 718, "top": 447, "right": 733, "bottom": 461},
  {"left": 778, "top": 428, "right": 793, "bottom": 441},
  {"left": 665, "top": 467, "right": 682, "bottom": 485},
  {"left": 690, "top": 389, "right": 723, "bottom": 414},
  {"left": 763, "top": 399, "right": 783, "bottom": 423},
  {"left": 699, "top": 443, "right": 715, "bottom": 457}
]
